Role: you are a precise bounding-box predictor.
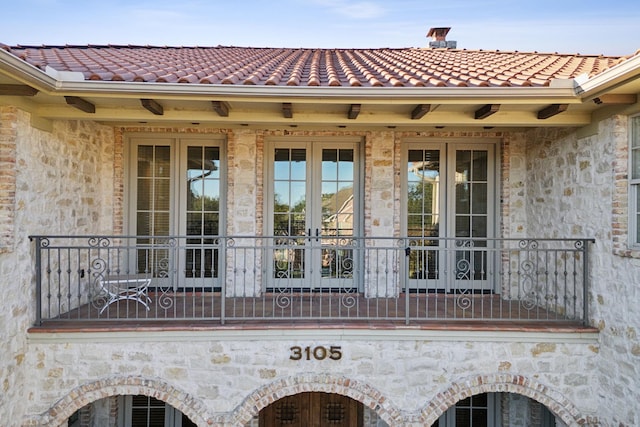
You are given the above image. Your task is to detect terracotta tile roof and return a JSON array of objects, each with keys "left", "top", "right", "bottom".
[{"left": 2, "top": 44, "right": 629, "bottom": 88}]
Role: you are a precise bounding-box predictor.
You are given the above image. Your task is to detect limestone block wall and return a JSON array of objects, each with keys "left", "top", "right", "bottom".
[
  {"left": 0, "top": 109, "right": 114, "bottom": 424},
  {"left": 22, "top": 332, "right": 599, "bottom": 426},
  {"left": 524, "top": 116, "right": 640, "bottom": 426}
]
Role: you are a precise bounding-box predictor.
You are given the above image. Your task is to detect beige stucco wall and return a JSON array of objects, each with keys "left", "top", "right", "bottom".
[{"left": 1, "top": 105, "right": 639, "bottom": 426}]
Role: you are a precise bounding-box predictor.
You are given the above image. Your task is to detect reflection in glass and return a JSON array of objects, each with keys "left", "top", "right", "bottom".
[
  {"left": 407, "top": 149, "right": 441, "bottom": 280},
  {"left": 273, "top": 148, "right": 307, "bottom": 279},
  {"left": 321, "top": 149, "right": 355, "bottom": 279},
  {"left": 185, "top": 145, "right": 220, "bottom": 278}
]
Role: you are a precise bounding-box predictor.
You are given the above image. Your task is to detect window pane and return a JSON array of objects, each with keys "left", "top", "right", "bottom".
[
  {"left": 456, "top": 408, "right": 471, "bottom": 425},
  {"left": 472, "top": 216, "right": 487, "bottom": 238},
  {"left": 154, "top": 179, "right": 170, "bottom": 211},
  {"left": 137, "top": 146, "right": 153, "bottom": 177},
  {"left": 471, "top": 409, "right": 488, "bottom": 427},
  {"left": 204, "top": 146, "right": 220, "bottom": 178},
  {"left": 456, "top": 150, "right": 471, "bottom": 181},
  {"left": 338, "top": 149, "right": 354, "bottom": 180},
  {"left": 137, "top": 179, "right": 152, "bottom": 210},
  {"left": 637, "top": 185, "right": 640, "bottom": 242},
  {"left": 472, "top": 150, "right": 488, "bottom": 181},
  {"left": 632, "top": 116, "right": 640, "bottom": 148},
  {"left": 632, "top": 149, "right": 640, "bottom": 180},
  {"left": 472, "top": 393, "right": 488, "bottom": 406},
  {"left": 471, "top": 183, "right": 487, "bottom": 214},
  {"left": 155, "top": 146, "right": 171, "bottom": 177},
  {"left": 456, "top": 183, "right": 470, "bottom": 214},
  {"left": 456, "top": 216, "right": 470, "bottom": 237},
  {"left": 274, "top": 149, "right": 291, "bottom": 180}
]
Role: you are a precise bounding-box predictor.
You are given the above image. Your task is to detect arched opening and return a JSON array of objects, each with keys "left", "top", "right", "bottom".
[
  {"left": 67, "top": 394, "right": 198, "bottom": 427},
  {"left": 430, "top": 392, "right": 560, "bottom": 427},
  {"left": 252, "top": 392, "right": 386, "bottom": 427}
]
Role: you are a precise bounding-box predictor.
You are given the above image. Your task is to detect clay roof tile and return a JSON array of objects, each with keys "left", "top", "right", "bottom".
[{"left": 2, "top": 45, "right": 625, "bottom": 88}]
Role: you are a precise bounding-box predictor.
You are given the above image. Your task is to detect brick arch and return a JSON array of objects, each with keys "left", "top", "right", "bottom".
[
  {"left": 229, "top": 373, "right": 404, "bottom": 426},
  {"left": 417, "top": 373, "right": 590, "bottom": 426},
  {"left": 28, "top": 376, "right": 211, "bottom": 427}
]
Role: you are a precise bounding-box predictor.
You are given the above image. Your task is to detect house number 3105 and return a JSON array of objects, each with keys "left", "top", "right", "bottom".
[{"left": 289, "top": 345, "right": 342, "bottom": 361}]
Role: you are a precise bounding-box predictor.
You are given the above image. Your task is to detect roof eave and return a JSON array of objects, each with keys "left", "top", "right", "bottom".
[
  {"left": 53, "top": 80, "right": 582, "bottom": 103},
  {"left": 576, "top": 54, "right": 640, "bottom": 100},
  {"left": 0, "top": 48, "right": 582, "bottom": 103},
  {"left": 0, "top": 48, "right": 58, "bottom": 88}
]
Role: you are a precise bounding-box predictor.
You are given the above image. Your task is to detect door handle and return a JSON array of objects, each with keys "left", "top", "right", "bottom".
[{"left": 315, "top": 228, "right": 320, "bottom": 242}]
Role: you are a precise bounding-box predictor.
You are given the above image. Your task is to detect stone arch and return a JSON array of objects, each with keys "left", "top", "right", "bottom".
[
  {"left": 228, "top": 373, "right": 404, "bottom": 426},
  {"left": 27, "top": 376, "right": 210, "bottom": 427},
  {"left": 417, "top": 373, "right": 590, "bottom": 426}
]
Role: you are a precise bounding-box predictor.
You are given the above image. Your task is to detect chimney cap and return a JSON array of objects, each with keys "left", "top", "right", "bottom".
[{"left": 427, "top": 27, "right": 451, "bottom": 41}]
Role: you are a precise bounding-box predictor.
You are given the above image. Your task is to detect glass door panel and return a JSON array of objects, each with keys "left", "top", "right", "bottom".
[
  {"left": 319, "top": 148, "right": 355, "bottom": 282},
  {"left": 184, "top": 145, "right": 220, "bottom": 281},
  {"left": 405, "top": 143, "right": 494, "bottom": 292},
  {"left": 130, "top": 137, "right": 223, "bottom": 289},
  {"left": 451, "top": 147, "right": 491, "bottom": 289},
  {"left": 268, "top": 142, "right": 359, "bottom": 290},
  {"left": 135, "top": 143, "right": 172, "bottom": 277},
  {"left": 272, "top": 148, "right": 308, "bottom": 281},
  {"left": 406, "top": 148, "right": 443, "bottom": 290}
]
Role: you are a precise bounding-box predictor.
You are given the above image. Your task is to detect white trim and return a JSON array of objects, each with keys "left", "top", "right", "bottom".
[{"left": 27, "top": 328, "right": 599, "bottom": 344}]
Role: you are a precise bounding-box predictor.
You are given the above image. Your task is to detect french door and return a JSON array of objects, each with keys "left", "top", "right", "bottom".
[
  {"left": 405, "top": 142, "right": 495, "bottom": 292},
  {"left": 128, "top": 136, "right": 224, "bottom": 289},
  {"left": 266, "top": 140, "right": 360, "bottom": 290}
]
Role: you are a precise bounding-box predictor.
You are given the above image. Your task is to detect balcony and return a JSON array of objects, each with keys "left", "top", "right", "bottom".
[{"left": 29, "top": 235, "right": 594, "bottom": 330}]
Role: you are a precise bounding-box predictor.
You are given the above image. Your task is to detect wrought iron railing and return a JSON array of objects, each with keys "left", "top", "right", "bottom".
[{"left": 30, "top": 235, "right": 593, "bottom": 326}]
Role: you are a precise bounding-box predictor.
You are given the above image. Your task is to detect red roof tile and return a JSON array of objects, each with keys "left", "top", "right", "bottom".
[{"left": 2, "top": 44, "right": 629, "bottom": 88}]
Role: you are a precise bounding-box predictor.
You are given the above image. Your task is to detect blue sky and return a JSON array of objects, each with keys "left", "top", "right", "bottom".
[{"left": 2, "top": 0, "right": 639, "bottom": 56}]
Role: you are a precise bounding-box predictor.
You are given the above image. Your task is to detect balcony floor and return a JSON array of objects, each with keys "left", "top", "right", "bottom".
[{"left": 30, "top": 292, "right": 596, "bottom": 334}]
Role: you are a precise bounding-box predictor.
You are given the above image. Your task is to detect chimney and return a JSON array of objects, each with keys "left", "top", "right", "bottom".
[{"left": 427, "top": 27, "right": 457, "bottom": 49}]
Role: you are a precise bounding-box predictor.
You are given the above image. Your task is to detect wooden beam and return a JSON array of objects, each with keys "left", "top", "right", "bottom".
[
  {"left": 141, "top": 99, "right": 164, "bottom": 115},
  {"left": 0, "top": 84, "right": 38, "bottom": 96},
  {"left": 474, "top": 104, "right": 500, "bottom": 120},
  {"left": 593, "top": 94, "right": 637, "bottom": 105},
  {"left": 348, "top": 104, "right": 361, "bottom": 120},
  {"left": 211, "top": 101, "right": 230, "bottom": 117},
  {"left": 64, "top": 96, "right": 95, "bottom": 114},
  {"left": 537, "top": 104, "right": 568, "bottom": 119},
  {"left": 411, "top": 104, "right": 431, "bottom": 120},
  {"left": 282, "top": 102, "right": 293, "bottom": 118}
]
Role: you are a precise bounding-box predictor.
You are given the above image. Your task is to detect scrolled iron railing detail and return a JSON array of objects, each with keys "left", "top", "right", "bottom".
[
  {"left": 155, "top": 257, "right": 175, "bottom": 310},
  {"left": 519, "top": 258, "right": 537, "bottom": 311},
  {"left": 275, "top": 288, "right": 292, "bottom": 310},
  {"left": 90, "top": 257, "right": 109, "bottom": 310},
  {"left": 88, "top": 236, "right": 111, "bottom": 248},
  {"left": 518, "top": 239, "right": 539, "bottom": 250}
]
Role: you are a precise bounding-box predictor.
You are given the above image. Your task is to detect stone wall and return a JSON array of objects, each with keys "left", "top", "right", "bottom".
[
  {"left": 525, "top": 116, "right": 640, "bottom": 426},
  {"left": 4, "top": 108, "right": 637, "bottom": 426},
  {"left": 22, "top": 333, "right": 599, "bottom": 426},
  {"left": 0, "top": 109, "right": 114, "bottom": 424}
]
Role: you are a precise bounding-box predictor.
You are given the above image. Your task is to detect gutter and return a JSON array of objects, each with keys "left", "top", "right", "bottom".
[
  {"left": 0, "top": 47, "right": 57, "bottom": 88},
  {"left": 575, "top": 53, "right": 640, "bottom": 99},
  {"left": 49, "top": 80, "right": 584, "bottom": 102}
]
